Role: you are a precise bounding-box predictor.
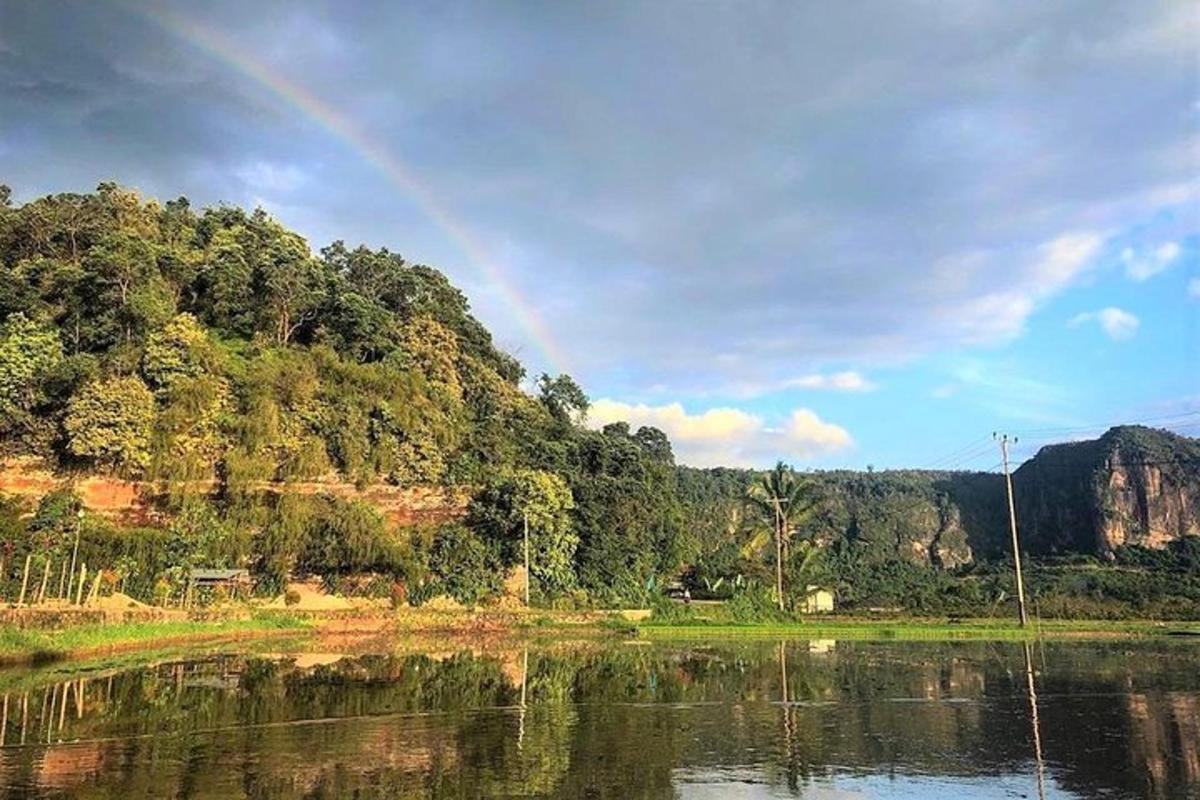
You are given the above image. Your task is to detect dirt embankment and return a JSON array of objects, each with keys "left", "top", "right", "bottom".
[{"left": 0, "top": 457, "right": 469, "bottom": 526}]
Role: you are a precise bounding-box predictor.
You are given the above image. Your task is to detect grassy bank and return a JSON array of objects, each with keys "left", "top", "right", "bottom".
[
  {"left": 4, "top": 609, "right": 1196, "bottom": 670},
  {"left": 635, "top": 616, "right": 1200, "bottom": 640},
  {"left": 0, "top": 614, "right": 311, "bottom": 666}
]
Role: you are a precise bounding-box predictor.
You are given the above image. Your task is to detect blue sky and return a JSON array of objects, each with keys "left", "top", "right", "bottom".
[{"left": 1, "top": 1, "right": 1196, "bottom": 468}]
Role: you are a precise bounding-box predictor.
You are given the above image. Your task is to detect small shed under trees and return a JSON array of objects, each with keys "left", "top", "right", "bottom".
[{"left": 186, "top": 568, "right": 252, "bottom": 606}]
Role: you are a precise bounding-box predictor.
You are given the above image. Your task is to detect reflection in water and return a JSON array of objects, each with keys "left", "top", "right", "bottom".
[
  {"left": 1024, "top": 640, "right": 1047, "bottom": 800},
  {"left": 517, "top": 647, "right": 528, "bottom": 751},
  {"left": 0, "top": 639, "right": 1196, "bottom": 798}
]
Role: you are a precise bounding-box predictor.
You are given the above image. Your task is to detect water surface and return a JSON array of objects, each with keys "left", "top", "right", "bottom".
[{"left": 0, "top": 638, "right": 1197, "bottom": 798}]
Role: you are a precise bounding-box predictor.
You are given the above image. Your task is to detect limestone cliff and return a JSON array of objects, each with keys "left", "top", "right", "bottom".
[
  {"left": 1013, "top": 426, "right": 1200, "bottom": 556},
  {"left": 0, "top": 457, "right": 468, "bottom": 527},
  {"left": 800, "top": 470, "right": 1005, "bottom": 568},
  {"left": 678, "top": 425, "right": 1198, "bottom": 568}
]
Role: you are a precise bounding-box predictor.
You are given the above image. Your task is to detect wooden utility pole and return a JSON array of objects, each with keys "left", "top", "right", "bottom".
[
  {"left": 523, "top": 512, "right": 530, "bottom": 607},
  {"left": 996, "top": 433, "right": 1029, "bottom": 627}
]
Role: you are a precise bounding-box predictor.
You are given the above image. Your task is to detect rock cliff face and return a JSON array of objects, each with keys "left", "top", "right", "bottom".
[
  {"left": 0, "top": 457, "right": 469, "bottom": 527},
  {"left": 801, "top": 470, "right": 1005, "bottom": 568},
  {"left": 678, "top": 425, "right": 1198, "bottom": 567},
  {"left": 6, "top": 425, "right": 1195, "bottom": 563},
  {"left": 1013, "top": 426, "right": 1200, "bottom": 556}
]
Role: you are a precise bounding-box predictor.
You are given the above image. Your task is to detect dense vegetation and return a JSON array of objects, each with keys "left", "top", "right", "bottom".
[
  {"left": 0, "top": 184, "right": 1196, "bottom": 618},
  {"left": 674, "top": 461, "right": 1200, "bottom": 619},
  {"left": 0, "top": 184, "right": 687, "bottom": 606}
]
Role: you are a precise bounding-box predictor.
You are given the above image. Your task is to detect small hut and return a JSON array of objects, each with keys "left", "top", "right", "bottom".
[
  {"left": 803, "top": 585, "right": 835, "bottom": 614},
  {"left": 186, "top": 568, "right": 252, "bottom": 606}
]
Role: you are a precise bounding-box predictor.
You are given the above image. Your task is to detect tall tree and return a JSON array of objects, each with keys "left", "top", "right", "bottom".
[{"left": 744, "top": 462, "right": 819, "bottom": 611}]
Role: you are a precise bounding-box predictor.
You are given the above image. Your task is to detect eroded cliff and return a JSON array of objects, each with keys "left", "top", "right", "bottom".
[{"left": 1013, "top": 426, "right": 1200, "bottom": 556}]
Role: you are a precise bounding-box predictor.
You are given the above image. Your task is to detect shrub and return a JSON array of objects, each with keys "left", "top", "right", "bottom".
[
  {"left": 428, "top": 523, "right": 502, "bottom": 605},
  {"left": 725, "top": 583, "right": 788, "bottom": 622}
]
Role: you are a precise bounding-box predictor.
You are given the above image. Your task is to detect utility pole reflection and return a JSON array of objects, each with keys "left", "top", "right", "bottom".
[
  {"left": 517, "top": 648, "right": 528, "bottom": 751},
  {"left": 779, "top": 641, "right": 799, "bottom": 791},
  {"left": 1023, "top": 640, "right": 1047, "bottom": 800}
]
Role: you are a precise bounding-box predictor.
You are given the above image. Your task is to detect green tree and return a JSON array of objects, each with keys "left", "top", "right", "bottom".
[
  {"left": 428, "top": 523, "right": 503, "bottom": 604},
  {"left": 142, "top": 312, "right": 217, "bottom": 391},
  {"left": 0, "top": 313, "right": 63, "bottom": 421},
  {"left": 251, "top": 217, "right": 326, "bottom": 344},
  {"left": 537, "top": 373, "right": 588, "bottom": 424},
  {"left": 65, "top": 376, "right": 156, "bottom": 473},
  {"left": 744, "top": 462, "right": 820, "bottom": 611},
  {"left": 469, "top": 469, "right": 578, "bottom": 595}
]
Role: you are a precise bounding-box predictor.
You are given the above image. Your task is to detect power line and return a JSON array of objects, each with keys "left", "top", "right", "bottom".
[
  {"left": 922, "top": 435, "right": 995, "bottom": 470},
  {"left": 1011, "top": 410, "right": 1200, "bottom": 438},
  {"left": 919, "top": 414, "right": 1198, "bottom": 474}
]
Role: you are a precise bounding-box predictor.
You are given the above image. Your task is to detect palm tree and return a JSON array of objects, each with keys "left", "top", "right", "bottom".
[{"left": 744, "top": 462, "right": 819, "bottom": 611}]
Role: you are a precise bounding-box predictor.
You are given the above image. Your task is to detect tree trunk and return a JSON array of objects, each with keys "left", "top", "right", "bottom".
[{"left": 774, "top": 501, "right": 784, "bottom": 612}]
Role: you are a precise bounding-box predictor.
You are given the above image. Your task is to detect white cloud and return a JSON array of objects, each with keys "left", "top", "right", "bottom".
[
  {"left": 950, "top": 359, "right": 1078, "bottom": 426},
  {"left": 589, "top": 400, "right": 760, "bottom": 441},
  {"left": 1122, "top": 241, "right": 1182, "bottom": 281},
  {"left": 588, "top": 398, "right": 852, "bottom": 467},
  {"left": 235, "top": 161, "right": 309, "bottom": 193},
  {"left": 784, "top": 371, "right": 876, "bottom": 392},
  {"left": 1068, "top": 307, "right": 1140, "bottom": 341},
  {"left": 1188, "top": 278, "right": 1200, "bottom": 300},
  {"left": 945, "top": 232, "right": 1104, "bottom": 346},
  {"left": 782, "top": 409, "right": 853, "bottom": 452}
]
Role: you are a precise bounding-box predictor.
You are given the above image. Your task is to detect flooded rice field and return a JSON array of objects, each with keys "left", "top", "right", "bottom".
[{"left": 0, "top": 638, "right": 1197, "bottom": 798}]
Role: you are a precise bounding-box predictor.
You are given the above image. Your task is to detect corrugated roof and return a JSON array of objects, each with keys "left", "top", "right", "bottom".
[{"left": 189, "top": 568, "right": 250, "bottom": 581}]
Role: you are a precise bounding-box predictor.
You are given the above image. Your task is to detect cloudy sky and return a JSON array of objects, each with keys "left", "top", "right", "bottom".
[{"left": 1, "top": 1, "right": 1197, "bottom": 468}]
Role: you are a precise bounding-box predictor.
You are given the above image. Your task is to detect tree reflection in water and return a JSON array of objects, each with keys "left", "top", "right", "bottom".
[{"left": 0, "top": 639, "right": 1196, "bottom": 798}]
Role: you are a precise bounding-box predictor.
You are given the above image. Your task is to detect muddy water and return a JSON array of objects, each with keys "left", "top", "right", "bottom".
[{"left": 0, "top": 638, "right": 1197, "bottom": 798}]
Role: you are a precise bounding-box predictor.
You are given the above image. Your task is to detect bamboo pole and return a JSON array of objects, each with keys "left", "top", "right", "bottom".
[
  {"left": 57, "top": 559, "right": 67, "bottom": 599},
  {"left": 66, "top": 522, "right": 81, "bottom": 601},
  {"left": 37, "top": 686, "right": 48, "bottom": 738},
  {"left": 87, "top": 572, "right": 102, "bottom": 607},
  {"left": 75, "top": 563, "right": 87, "bottom": 606},
  {"left": 36, "top": 558, "right": 51, "bottom": 605},
  {"left": 16, "top": 554, "right": 31, "bottom": 607},
  {"left": 0, "top": 693, "right": 7, "bottom": 747},
  {"left": 57, "top": 681, "right": 67, "bottom": 734},
  {"left": 45, "top": 683, "right": 57, "bottom": 742}
]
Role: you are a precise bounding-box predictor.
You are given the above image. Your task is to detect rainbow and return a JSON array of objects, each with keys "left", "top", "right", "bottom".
[{"left": 139, "top": 5, "right": 569, "bottom": 375}]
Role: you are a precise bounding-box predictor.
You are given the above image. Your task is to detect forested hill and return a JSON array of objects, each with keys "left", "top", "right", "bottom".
[
  {"left": 678, "top": 425, "right": 1200, "bottom": 576},
  {"left": 0, "top": 183, "right": 685, "bottom": 603},
  {"left": 0, "top": 181, "right": 539, "bottom": 485}
]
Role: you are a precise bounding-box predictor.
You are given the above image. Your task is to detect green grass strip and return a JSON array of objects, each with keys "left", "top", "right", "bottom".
[
  {"left": 0, "top": 614, "right": 311, "bottom": 666},
  {"left": 636, "top": 617, "right": 1200, "bottom": 641}
]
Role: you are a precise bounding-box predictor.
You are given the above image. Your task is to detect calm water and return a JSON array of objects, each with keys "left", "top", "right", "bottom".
[{"left": 0, "top": 638, "right": 1197, "bottom": 799}]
